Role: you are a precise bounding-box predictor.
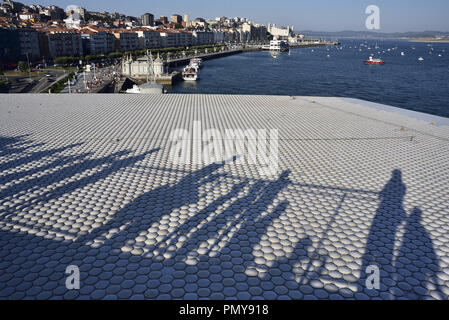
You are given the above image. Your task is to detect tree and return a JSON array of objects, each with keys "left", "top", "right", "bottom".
[
  {"left": 108, "top": 52, "right": 122, "bottom": 59},
  {"left": 18, "top": 61, "right": 27, "bottom": 73}
]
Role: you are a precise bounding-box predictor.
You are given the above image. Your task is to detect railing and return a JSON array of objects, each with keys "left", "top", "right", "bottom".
[{"left": 164, "top": 46, "right": 244, "bottom": 63}]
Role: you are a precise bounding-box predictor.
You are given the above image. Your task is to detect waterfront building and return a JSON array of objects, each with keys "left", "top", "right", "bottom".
[
  {"left": 178, "top": 30, "right": 193, "bottom": 47},
  {"left": 0, "top": 27, "right": 20, "bottom": 62},
  {"left": 47, "top": 30, "right": 83, "bottom": 58},
  {"left": 213, "top": 30, "right": 225, "bottom": 43},
  {"left": 192, "top": 30, "right": 214, "bottom": 45},
  {"left": 134, "top": 28, "right": 161, "bottom": 49},
  {"left": 111, "top": 30, "right": 139, "bottom": 52},
  {"left": 267, "top": 23, "right": 294, "bottom": 41},
  {"left": 141, "top": 13, "right": 154, "bottom": 26},
  {"left": 158, "top": 29, "right": 193, "bottom": 48},
  {"left": 81, "top": 30, "right": 115, "bottom": 55},
  {"left": 121, "top": 52, "right": 165, "bottom": 79},
  {"left": 18, "top": 28, "right": 40, "bottom": 59},
  {"left": 158, "top": 29, "right": 177, "bottom": 48}
]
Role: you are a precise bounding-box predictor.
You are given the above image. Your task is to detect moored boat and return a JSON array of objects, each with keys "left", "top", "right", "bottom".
[
  {"left": 182, "top": 66, "right": 199, "bottom": 81},
  {"left": 364, "top": 56, "right": 385, "bottom": 65}
]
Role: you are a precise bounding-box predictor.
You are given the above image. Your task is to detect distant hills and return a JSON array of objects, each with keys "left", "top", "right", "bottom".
[{"left": 298, "top": 30, "right": 449, "bottom": 39}]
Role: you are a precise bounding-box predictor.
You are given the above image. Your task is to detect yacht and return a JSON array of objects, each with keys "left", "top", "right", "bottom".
[
  {"left": 190, "top": 58, "right": 203, "bottom": 69},
  {"left": 182, "top": 66, "right": 199, "bottom": 81}
]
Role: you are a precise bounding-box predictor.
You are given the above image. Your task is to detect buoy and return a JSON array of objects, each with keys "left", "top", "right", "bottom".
[
  {"left": 431, "top": 121, "right": 435, "bottom": 125},
  {"left": 113, "top": 138, "right": 120, "bottom": 142}
]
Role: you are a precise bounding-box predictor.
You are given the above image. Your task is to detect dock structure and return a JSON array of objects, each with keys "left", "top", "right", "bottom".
[
  {"left": 0, "top": 94, "right": 448, "bottom": 300},
  {"left": 165, "top": 48, "right": 243, "bottom": 66}
]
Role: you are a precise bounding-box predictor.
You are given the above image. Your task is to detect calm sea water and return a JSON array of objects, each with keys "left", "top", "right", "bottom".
[{"left": 169, "top": 39, "right": 449, "bottom": 118}]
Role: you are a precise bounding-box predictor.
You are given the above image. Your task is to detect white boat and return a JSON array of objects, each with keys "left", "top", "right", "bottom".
[
  {"left": 126, "top": 83, "right": 164, "bottom": 94},
  {"left": 190, "top": 58, "right": 203, "bottom": 69},
  {"left": 418, "top": 57, "right": 424, "bottom": 61},
  {"left": 182, "top": 66, "right": 198, "bottom": 81},
  {"left": 401, "top": 52, "right": 405, "bottom": 56}
]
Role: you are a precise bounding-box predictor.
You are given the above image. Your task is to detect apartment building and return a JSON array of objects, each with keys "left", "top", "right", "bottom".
[
  {"left": 111, "top": 30, "right": 139, "bottom": 51},
  {"left": 81, "top": 30, "right": 115, "bottom": 55},
  {"left": 141, "top": 13, "right": 154, "bottom": 26},
  {"left": 170, "top": 14, "right": 182, "bottom": 24},
  {"left": 192, "top": 30, "right": 214, "bottom": 45},
  {"left": 134, "top": 28, "right": 161, "bottom": 49},
  {"left": 47, "top": 30, "right": 83, "bottom": 58},
  {"left": 18, "top": 28, "right": 40, "bottom": 59},
  {"left": 0, "top": 27, "right": 20, "bottom": 62}
]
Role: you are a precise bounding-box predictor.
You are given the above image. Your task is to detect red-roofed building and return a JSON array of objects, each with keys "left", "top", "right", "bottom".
[{"left": 111, "top": 29, "right": 139, "bottom": 51}]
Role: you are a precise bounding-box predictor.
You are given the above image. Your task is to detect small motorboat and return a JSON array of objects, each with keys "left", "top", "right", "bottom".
[
  {"left": 418, "top": 57, "right": 424, "bottom": 61},
  {"left": 364, "top": 56, "right": 385, "bottom": 65}
]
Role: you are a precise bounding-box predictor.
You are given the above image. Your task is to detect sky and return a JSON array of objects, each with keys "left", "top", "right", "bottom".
[{"left": 18, "top": 0, "right": 449, "bottom": 33}]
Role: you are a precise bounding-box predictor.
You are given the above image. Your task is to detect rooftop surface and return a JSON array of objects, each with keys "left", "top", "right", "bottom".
[{"left": 0, "top": 94, "right": 448, "bottom": 300}]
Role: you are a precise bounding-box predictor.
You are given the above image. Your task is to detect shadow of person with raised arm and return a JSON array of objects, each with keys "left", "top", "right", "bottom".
[
  {"left": 153, "top": 180, "right": 248, "bottom": 256},
  {"left": 80, "top": 160, "right": 229, "bottom": 249},
  {"left": 360, "top": 169, "right": 407, "bottom": 298},
  {"left": 177, "top": 170, "right": 292, "bottom": 259},
  {"left": 394, "top": 207, "right": 446, "bottom": 300}
]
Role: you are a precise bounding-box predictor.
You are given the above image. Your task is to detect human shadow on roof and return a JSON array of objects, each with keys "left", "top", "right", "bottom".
[
  {"left": 80, "top": 160, "right": 229, "bottom": 248},
  {"left": 359, "top": 169, "right": 445, "bottom": 299},
  {"left": 393, "top": 207, "right": 446, "bottom": 299},
  {"left": 359, "top": 169, "right": 407, "bottom": 298},
  {"left": 0, "top": 140, "right": 160, "bottom": 232},
  {"left": 0, "top": 143, "right": 85, "bottom": 185},
  {"left": 176, "top": 170, "right": 292, "bottom": 259},
  {"left": 0, "top": 134, "right": 46, "bottom": 159}
]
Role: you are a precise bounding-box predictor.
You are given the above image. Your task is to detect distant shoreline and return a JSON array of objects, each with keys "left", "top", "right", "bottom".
[{"left": 408, "top": 38, "right": 449, "bottom": 43}]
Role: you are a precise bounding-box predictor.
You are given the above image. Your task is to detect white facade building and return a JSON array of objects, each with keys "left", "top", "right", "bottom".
[
  {"left": 267, "top": 24, "right": 294, "bottom": 41},
  {"left": 192, "top": 30, "right": 214, "bottom": 45},
  {"left": 135, "top": 30, "right": 161, "bottom": 49},
  {"left": 81, "top": 31, "right": 115, "bottom": 55}
]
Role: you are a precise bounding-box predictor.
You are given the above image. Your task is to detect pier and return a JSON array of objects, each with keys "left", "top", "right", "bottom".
[{"left": 165, "top": 48, "right": 244, "bottom": 67}]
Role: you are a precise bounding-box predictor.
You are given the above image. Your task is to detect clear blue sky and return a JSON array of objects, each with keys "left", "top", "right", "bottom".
[{"left": 20, "top": 0, "right": 449, "bottom": 32}]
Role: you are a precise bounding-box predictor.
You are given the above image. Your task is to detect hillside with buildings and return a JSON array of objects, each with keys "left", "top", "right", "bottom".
[{"left": 0, "top": 0, "right": 304, "bottom": 66}]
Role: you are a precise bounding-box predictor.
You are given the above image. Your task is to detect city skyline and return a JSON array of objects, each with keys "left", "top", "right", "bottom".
[{"left": 15, "top": 0, "right": 449, "bottom": 33}]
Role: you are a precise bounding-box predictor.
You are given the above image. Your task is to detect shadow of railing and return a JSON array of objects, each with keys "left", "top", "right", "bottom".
[{"left": 0, "top": 134, "right": 446, "bottom": 299}]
